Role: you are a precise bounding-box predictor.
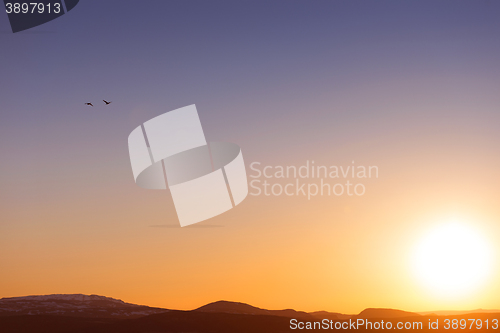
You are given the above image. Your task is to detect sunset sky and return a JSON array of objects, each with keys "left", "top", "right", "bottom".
[{"left": 1, "top": 1, "right": 500, "bottom": 314}]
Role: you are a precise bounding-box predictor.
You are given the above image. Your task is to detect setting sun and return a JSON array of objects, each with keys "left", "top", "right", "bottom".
[{"left": 413, "top": 221, "right": 493, "bottom": 296}]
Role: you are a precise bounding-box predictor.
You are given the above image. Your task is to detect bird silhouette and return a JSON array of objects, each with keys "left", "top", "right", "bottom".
[
  {"left": 85, "top": 103, "right": 93, "bottom": 107},
  {"left": 103, "top": 100, "right": 112, "bottom": 105}
]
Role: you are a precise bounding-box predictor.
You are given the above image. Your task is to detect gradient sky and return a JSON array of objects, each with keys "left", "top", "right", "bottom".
[{"left": 1, "top": 0, "right": 500, "bottom": 314}]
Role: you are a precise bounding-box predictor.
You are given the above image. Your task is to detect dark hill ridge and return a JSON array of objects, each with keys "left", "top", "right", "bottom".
[
  {"left": 195, "top": 300, "right": 319, "bottom": 321},
  {"left": 0, "top": 294, "right": 168, "bottom": 319},
  {"left": 195, "top": 300, "right": 268, "bottom": 315},
  {"left": 0, "top": 294, "right": 500, "bottom": 321},
  {"left": 1, "top": 294, "right": 128, "bottom": 305},
  {"left": 1, "top": 294, "right": 498, "bottom": 322},
  {"left": 1, "top": 295, "right": 500, "bottom": 333},
  {"left": 310, "top": 310, "right": 352, "bottom": 320},
  {"left": 197, "top": 301, "right": 421, "bottom": 321},
  {"left": 357, "top": 308, "right": 421, "bottom": 319}
]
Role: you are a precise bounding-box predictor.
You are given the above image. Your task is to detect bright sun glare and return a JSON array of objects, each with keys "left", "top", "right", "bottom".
[{"left": 413, "top": 221, "right": 493, "bottom": 296}]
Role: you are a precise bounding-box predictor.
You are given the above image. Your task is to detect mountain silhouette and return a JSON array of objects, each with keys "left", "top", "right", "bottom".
[
  {"left": 1, "top": 294, "right": 500, "bottom": 333},
  {"left": 0, "top": 294, "right": 168, "bottom": 319},
  {"left": 310, "top": 310, "right": 353, "bottom": 320},
  {"left": 195, "top": 300, "right": 317, "bottom": 321},
  {"left": 356, "top": 308, "right": 421, "bottom": 319}
]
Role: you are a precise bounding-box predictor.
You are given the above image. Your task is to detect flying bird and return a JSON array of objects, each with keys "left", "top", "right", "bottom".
[
  {"left": 103, "top": 100, "right": 112, "bottom": 105},
  {"left": 85, "top": 103, "right": 93, "bottom": 107}
]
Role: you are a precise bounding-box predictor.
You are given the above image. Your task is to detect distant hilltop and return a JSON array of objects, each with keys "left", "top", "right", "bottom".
[
  {"left": 0, "top": 294, "right": 499, "bottom": 319},
  {"left": 1, "top": 294, "right": 127, "bottom": 304},
  {"left": 195, "top": 300, "right": 323, "bottom": 321},
  {"left": 1, "top": 295, "right": 499, "bottom": 333},
  {"left": 0, "top": 294, "right": 167, "bottom": 319},
  {"left": 357, "top": 308, "right": 421, "bottom": 319}
]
